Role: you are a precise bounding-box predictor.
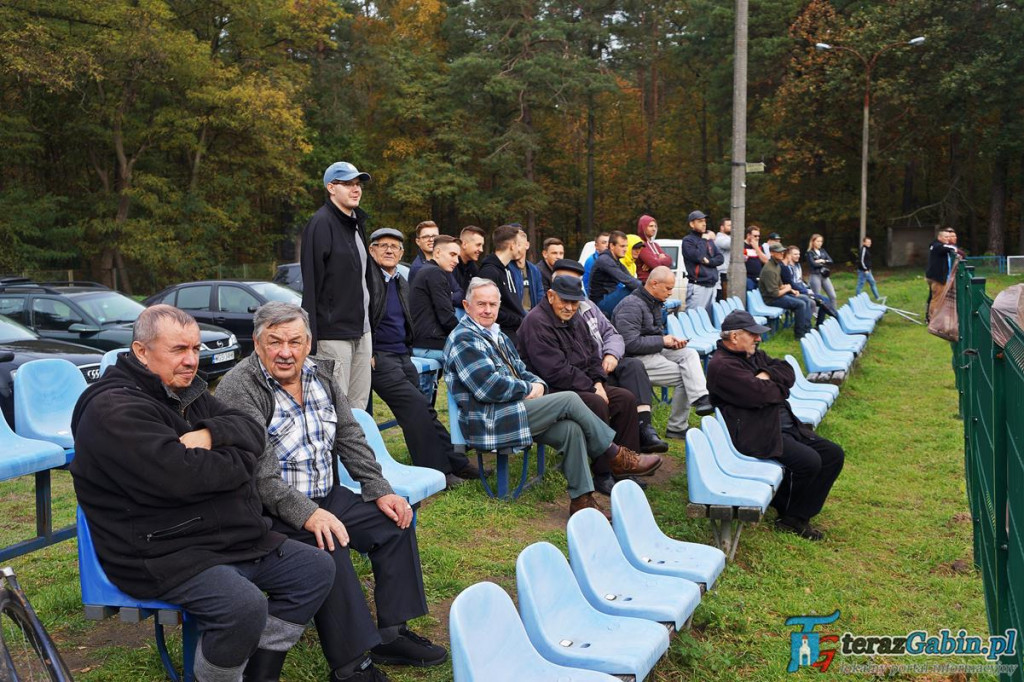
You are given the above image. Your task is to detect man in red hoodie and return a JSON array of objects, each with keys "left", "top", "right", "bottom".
[{"left": 636, "top": 215, "right": 673, "bottom": 283}]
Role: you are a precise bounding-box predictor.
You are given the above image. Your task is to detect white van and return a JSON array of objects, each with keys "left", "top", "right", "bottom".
[{"left": 578, "top": 239, "right": 689, "bottom": 302}]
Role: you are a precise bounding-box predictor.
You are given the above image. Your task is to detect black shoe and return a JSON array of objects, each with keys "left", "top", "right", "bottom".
[
  {"left": 331, "top": 658, "right": 390, "bottom": 681},
  {"left": 638, "top": 423, "right": 669, "bottom": 453},
  {"left": 665, "top": 428, "right": 688, "bottom": 440},
  {"left": 592, "top": 472, "right": 615, "bottom": 496},
  {"left": 453, "top": 463, "right": 492, "bottom": 479},
  {"left": 775, "top": 516, "right": 824, "bottom": 541},
  {"left": 370, "top": 627, "right": 448, "bottom": 667},
  {"left": 692, "top": 395, "right": 714, "bottom": 416},
  {"left": 444, "top": 473, "right": 464, "bottom": 490}
]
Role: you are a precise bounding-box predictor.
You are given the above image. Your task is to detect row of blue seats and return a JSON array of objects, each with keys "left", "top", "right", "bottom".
[
  {"left": 450, "top": 480, "right": 726, "bottom": 681},
  {"left": 800, "top": 294, "right": 885, "bottom": 376}
]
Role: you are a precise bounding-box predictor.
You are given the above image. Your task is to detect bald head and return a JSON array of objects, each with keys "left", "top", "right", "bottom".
[{"left": 645, "top": 266, "right": 675, "bottom": 302}]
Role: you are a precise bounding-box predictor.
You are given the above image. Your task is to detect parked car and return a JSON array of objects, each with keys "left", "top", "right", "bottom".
[
  {"left": 274, "top": 261, "right": 412, "bottom": 294},
  {"left": 0, "top": 282, "right": 240, "bottom": 378},
  {"left": 578, "top": 239, "right": 689, "bottom": 301},
  {"left": 144, "top": 280, "right": 303, "bottom": 356},
  {"left": 0, "top": 314, "right": 103, "bottom": 427}
]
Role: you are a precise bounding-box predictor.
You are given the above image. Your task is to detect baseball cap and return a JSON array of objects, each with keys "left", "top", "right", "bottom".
[
  {"left": 369, "top": 228, "right": 404, "bottom": 243},
  {"left": 550, "top": 275, "right": 587, "bottom": 301},
  {"left": 766, "top": 232, "right": 781, "bottom": 240},
  {"left": 688, "top": 210, "right": 708, "bottom": 222},
  {"left": 721, "top": 310, "right": 771, "bottom": 334},
  {"left": 552, "top": 258, "right": 585, "bottom": 275},
  {"left": 324, "top": 161, "right": 371, "bottom": 186},
  {"left": 769, "top": 243, "right": 787, "bottom": 253}
]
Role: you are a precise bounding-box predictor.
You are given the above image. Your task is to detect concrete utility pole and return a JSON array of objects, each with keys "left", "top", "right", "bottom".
[{"left": 727, "top": 0, "right": 750, "bottom": 303}]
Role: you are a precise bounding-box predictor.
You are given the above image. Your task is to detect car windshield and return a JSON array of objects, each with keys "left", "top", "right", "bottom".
[
  {"left": 248, "top": 282, "right": 302, "bottom": 304},
  {"left": 0, "top": 314, "right": 39, "bottom": 342},
  {"left": 71, "top": 292, "right": 146, "bottom": 324}
]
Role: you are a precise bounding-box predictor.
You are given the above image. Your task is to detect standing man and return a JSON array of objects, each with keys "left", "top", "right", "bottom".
[
  {"left": 365, "top": 228, "right": 478, "bottom": 484},
  {"left": 744, "top": 225, "right": 769, "bottom": 291},
  {"left": 583, "top": 231, "right": 611, "bottom": 290},
  {"left": 590, "top": 230, "right": 642, "bottom": 316},
  {"left": 301, "top": 161, "right": 377, "bottom": 410},
  {"left": 218, "top": 302, "right": 448, "bottom": 681},
  {"left": 613, "top": 266, "right": 714, "bottom": 439},
  {"left": 453, "top": 225, "right": 486, "bottom": 306},
  {"left": 636, "top": 215, "right": 672, "bottom": 283},
  {"left": 72, "top": 305, "right": 335, "bottom": 682},
  {"left": 925, "top": 228, "right": 960, "bottom": 322},
  {"left": 715, "top": 217, "right": 732, "bottom": 300},
  {"left": 856, "top": 236, "right": 882, "bottom": 300},
  {"left": 762, "top": 232, "right": 782, "bottom": 257},
  {"left": 509, "top": 226, "right": 544, "bottom": 311},
  {"left": 681, "top": 210, "right": 724, "bottom": 313},
  {"left": 536, "top": 237, "right": 565, "bottom": 290},
  {"left": 478, "top": 224, "right": 528, "bottom": 344},
  {"left": 759, "top": 244, "right": 813, "bottom": 339},
  {"left": 407, "top": 220, "right": 440, "bottom": 284},
  {"left": 707, "top": 310, "right": 845, "bottom": 541}
]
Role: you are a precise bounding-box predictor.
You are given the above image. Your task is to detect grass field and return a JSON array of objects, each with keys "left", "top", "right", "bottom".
[{"left": 1, "top": 266, "right": 1019, "bottom": 681}]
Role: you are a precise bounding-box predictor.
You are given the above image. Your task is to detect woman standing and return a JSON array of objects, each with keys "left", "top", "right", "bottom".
[{"left": 806, "top": 234, "right": 837, "bottom": 304}]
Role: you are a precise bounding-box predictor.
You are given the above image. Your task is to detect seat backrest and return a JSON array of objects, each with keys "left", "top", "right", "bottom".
[
  {"left": 351, "top": 408, "right": 397, "bottom": 466},
  {"left": 685, "top": 427, "right": 736, "bottom": 502},
  {"left": 711, "top": 300, "right": 727, "bottom": 328},
  {"left": 449, "top": 581, "right": 538, "bottom": 682},
  {"left": 700, "top": 417, "right": 740, "bottom": 468},
  {"left": 610, "top": 479, "right": 661, "bottom": 551},
  {"left": 746, "top": 289, "right": 764, "bottom": 311},
  {"left": 726, "top": 297, "right": 743, "bottom": 312},
  {"left": 567, "top": 507, "right": 635, "bottom": 586},
  {"left": 695, "top": 307, "right": 717, "bottom": 335},
  {"left": 100, "top": 348, "right": 129, "bottom": 376},
  {"left": 682, "top": 309, "right": 706, "bottom": 338},
  {"left": 14, "top": 358, "right": 88, "bottom": 446},
  {"left": 445, "top": 377, "right": 466, "bottom": 447},
  {"left": 516, "top": 542, "right": 595, "bottom": 638},
  {"left": 666, "top": 313, "right": 685, "bottom": 338}
]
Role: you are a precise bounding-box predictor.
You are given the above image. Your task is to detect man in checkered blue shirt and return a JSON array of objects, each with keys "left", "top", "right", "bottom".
[{"left": 218, "top": 303, "right": 446, "bottom": 682}]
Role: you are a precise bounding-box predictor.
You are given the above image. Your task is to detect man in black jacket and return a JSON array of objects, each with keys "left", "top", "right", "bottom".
[
  {"left": 855, "top": 236, "right": 881, "bottom": 300},
  {"left": 71, "top": 305, "right": 334, "bottom": 682},
  {"left": 590, "top": 230, "right": 642, "bottom": 316},
  {"left": 477, "top": 223, "right": 528, "bottom": 344},
  {"left": 300, "top": 161, "right": 380, "bottom": 411},
  {"left": 681, "top": 210, "right": 724, "bottom": 314},
  {"left": 925, "top": 227, "right": 960, "bottom": 322},
  {"left": 706, "top": 310, "right": 845, "bottom": 541},
  {"left": 368, "top": 228, "right": 478, "bottom": 486},
  {"left": 411, "top": 235, "right": 461, "bottom": 359}
]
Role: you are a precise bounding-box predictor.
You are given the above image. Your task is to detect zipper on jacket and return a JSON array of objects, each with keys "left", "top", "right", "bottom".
[{"left": 146, "top": 516, "right": 203, "bottom": 541}]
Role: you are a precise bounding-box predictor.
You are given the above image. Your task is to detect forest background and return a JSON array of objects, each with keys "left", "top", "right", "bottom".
[{"left": 2, "top": 0, "right": 1022, "bottom": 294}]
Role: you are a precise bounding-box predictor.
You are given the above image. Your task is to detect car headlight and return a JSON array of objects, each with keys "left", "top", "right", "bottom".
[{"left": 228, "top": 334, "right": 238, "bottom": 347}]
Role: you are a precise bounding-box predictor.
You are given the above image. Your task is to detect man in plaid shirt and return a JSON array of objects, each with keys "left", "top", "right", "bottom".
[
  {"left": 444, "top": 277, "right": 663, "bottom": 519},
  {"left": 218, "top": 302, "right": 445, "bottom": 682}
]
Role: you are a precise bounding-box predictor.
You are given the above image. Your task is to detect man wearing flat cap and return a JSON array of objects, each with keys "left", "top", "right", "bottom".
[
  {"left": 681, "top": 210, "right": 724, "bottom": 314},
  {"left": 706, "top": 310, "right": 844, "bottom": 541},
  {"left": 301, "top": 161, "right": 378, "bottom": 411}
]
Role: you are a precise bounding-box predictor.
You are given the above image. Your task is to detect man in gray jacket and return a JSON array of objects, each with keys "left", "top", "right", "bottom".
[
  {"left": 613, "top": 266, "right": 714, "bottom": 439},
  {"left": 218, "top": 302, "right": 445, "bottom": 682}
]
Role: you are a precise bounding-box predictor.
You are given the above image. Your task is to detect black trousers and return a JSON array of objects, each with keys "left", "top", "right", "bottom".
[
  {"left": 607, "top": 356, "right": 654, "bottom": 407},
  {"left": 270, "top": 485, "right": 428, "bottom": 670},
  {"left": 772, "top": 430, "right": 845, "bottom": 521},
  {"left": 577, "top": 386, "right": 639, "bottom": 452},
  {"left": 371, "top": 350, "right": 469, "bottom": 474}
]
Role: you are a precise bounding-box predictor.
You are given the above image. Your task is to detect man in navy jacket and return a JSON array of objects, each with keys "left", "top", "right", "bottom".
[{"left": 681, "top": 210, "right": 724, "bottom": 314}]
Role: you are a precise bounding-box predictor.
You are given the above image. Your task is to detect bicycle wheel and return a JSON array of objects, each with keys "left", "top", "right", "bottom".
[{"left": 0, "top": 571, "right": 73, "bottom": 682}]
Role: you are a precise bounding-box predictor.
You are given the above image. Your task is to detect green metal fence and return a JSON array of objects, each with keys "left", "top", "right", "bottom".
[{"left": 956, "top": 265, "right": 1023, "bottom": 681}]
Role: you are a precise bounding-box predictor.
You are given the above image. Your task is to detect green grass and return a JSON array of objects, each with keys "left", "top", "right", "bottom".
[{"left": 2, "top": 267, "right": 1020, "bottom": 681}]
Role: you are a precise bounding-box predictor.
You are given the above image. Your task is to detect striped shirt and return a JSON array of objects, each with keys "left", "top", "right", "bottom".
[{"left": 260, "top": 358, "right": 336, "bottom": 499}]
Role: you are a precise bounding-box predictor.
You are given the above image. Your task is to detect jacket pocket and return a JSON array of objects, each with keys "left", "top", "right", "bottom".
[{"left": 145, "top": 516, "right": 203, "bottom": 542}]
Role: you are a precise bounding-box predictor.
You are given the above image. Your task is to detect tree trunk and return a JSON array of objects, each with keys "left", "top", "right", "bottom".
[{"left": 988, "top": 152, "right": 1008, "bottom": 255}]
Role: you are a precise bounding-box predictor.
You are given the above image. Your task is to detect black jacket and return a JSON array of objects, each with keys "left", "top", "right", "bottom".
[
  {"left": 925, "top": 240, "right": 958, "bottom": 282},
  {"left": 410, "top": 260, "right": 458, "bottom": 350},
  {"left": 515, "top": 297, "right": 604, "bottom": 393},
  {"left": 590, "top": 250, "right": 640, "bottom": 304},
  {"left": 478, "top": 254, "right": 526, "bottom": 343},
  {"left": 858, "top": 245, "right": 872, "bottom": 272},
  {"left": 300, "top": 201, "right": 381, "bottom": 352},
  {"left": 70, "top": 354, "right": 281, "bottom": 599},
  {"left": 682, "top": 231, "right": 724, "bottom": 286},
  {"left": 806, "top": 248, "right": 833, "bottom": 275},
  {"left": 369, "top": 268, "right": 413, "bottom": 348},
  {"left": 706, "top": 341, "right": 811, "bottom": 459}
]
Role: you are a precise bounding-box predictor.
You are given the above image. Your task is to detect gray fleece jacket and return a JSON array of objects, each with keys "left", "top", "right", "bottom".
[{"left": 216, "top": 352, "right": 394, "bottom": 530}]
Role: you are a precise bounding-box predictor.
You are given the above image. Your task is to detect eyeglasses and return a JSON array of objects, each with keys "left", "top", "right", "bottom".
[
  {"left": 371, "top": 243, "right": 403, "bottom": 253},
  {"left": 416, "top": 234, "right": 438, "bottom": 241},
  {"left": 331, "top": 180, "right": 362, "bottom": 188}
]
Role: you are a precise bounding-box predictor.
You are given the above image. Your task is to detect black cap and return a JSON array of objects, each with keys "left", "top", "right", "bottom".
[
  {"left": 721, "top": 310, "right": 772, "bottom": 334},
  {"left": 550, "top": 275, "right": 587, "bottom": 301},
  {"left": 551, "top": 258, "right": 585, "bottom": 276},
  {"left": 767, "top": 232, "right": 781, "bottom": 240}
]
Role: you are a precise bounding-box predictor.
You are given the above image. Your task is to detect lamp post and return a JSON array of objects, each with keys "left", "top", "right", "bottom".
[{"left": 815, "top": 36, "right": 925, "bottom": 244}]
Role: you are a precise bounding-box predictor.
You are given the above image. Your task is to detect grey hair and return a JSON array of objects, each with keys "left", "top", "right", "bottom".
[
  {"left": 720, "top": 329, "right": 735, "bottom": 340},
  {"left": 465, "top": 277, "right": 500, "bottom": 303},
  {"left": 133, "top": 305, "right": 198, "bottom": 345},
  {"left": 253, "top": 302, "right": 311, "bottom": 340}
]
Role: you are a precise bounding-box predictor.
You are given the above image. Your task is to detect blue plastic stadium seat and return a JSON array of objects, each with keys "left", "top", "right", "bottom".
[
  {"left": 610, "top": 480, "right": 726, "bottom": 590},
  {"left": 0, "top": 415, "right": 66, "bottom": 483},
  {"left": 800, "top": 332, "right": 854, "bottom": 374},
  {"left": 409, "top": 355, "right": 442, "bottom": 400},
  {"left": 787, "top": 397, "right": 824, "bottom": 427},
  {"left": 855, "top": 292, "right": 887, "bottom": 314},
  {"left": 837, "top": 305, "right": 874, "bottom": 335},
  {"left": 449, "top": 582, "right": 618, "bottom": 682},
  {"left": 14, "top": 358, "right": 87, "bottom": 459},
  {"left": 668, "top": 314, "right": 714, "bottom": 355},
  {"left": 516, "top": 542, "right": 669, "bottom": 680},
  {"left": 567, "top": 509, "right": 702, "bottom": 631},
  {"left": 849, "top": 294, "right": 885, "bottom": 321},
  {"left": 783, "top": 355, "right": 839, "bottom": 403},
  {"left": 100, "top": 348, "right": 129, "bottom": 376},
  {"left": 745, "top": 290, "right": 785, "bottom": 321},
  {"left": 699, "top": 416, "right": 783, "bottom": 491},
  {"left": 685, "top": 429, "right": 773, "bottom": 511},
  {"left": 78, "top": 508, "right": 197, "bottom": 682},
  {"left": 681, "top": 309, "right": 720, "bottom": 348},
  {"left": 345, "top": 409, "right": 446, "bottom": 509},
  {"left": 819, "top": 319, "right": 866, "bottom": 354}
]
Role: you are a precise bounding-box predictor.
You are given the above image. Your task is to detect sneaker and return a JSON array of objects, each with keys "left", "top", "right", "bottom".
[
  {"left": 592, "top": 472, "right": 615, "bottom": 496},
  {"left": 692, "top": 395, "right": 715, "bottom": 416},
  {"left": 609, "top": 446, "right": 662, "bottom": 478},
  {"left": 332, "top": 657, "right": 391, "bottom": 681},
  {"left": 569, "top": 492, "right": 611, "bottom": 520},
  {"left": 638, "top": 423, "right": 669, "bottom": 454},
  {"left": 775, "top": 516, "right": 824, "bottom": 541},
  {"left": 370, "top": 627, "right": 447, "bottom": 667}
]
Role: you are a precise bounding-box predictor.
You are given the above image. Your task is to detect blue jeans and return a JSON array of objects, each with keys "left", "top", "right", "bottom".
[
  {"left": 596, "top": 286, "right": 630, "bottom": 317},
  {"left": 856, "top": 270, "right": 880, "bottom": 299},
  {"left": 768, "top": 294, "right": 813, "bottom": 338}
]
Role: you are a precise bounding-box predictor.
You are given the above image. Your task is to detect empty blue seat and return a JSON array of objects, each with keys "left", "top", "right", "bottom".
[
  {"left": 692, "top": 307, "right": 719, "bottom": 336},
  {"left": 717, "top": 298, "right": 767, "bottom": 328},
  {"left": 610, "top": 479, "right": 726, "bottom": 590},
  {"left": 837, "top": 305, "right": 874, "bottom": 335},
  {"left": 682, "top": 309, "right": 721, "bottom": 347},
  {"left": 668, "top": 314, "right": 714, "bottom": 355},
  {"left": 345, "top": 409, "right": 446, "bottom": 509},
  {"left": 516, "top": 542, "right": 669, "bottom": 680},
  {"left": 819, "top": 319, "right": 866, "bottom": 354},
  {"left": 800, "top": 333, "right": 853, "bottom": 374},
  {"left": 78, "top": 507, "right": 197, "bottom": 682},
  {"left": 450, "top": 582, "right": 617, "bottom": 682},
  {"left": 100, "top": 348, "right": 129, "bottom": 376},
  {"left": 14, "top": 358, "right": 87, "bottom": 459},
  {"left": 686, "top": 429, "right": 773, "bottom": 511},
  {"left": 745, "top": 290, "right": 785, "bottom": 322},
  {"left": 855, "top": 292, "right": 887, "bottom": 314},
  {"left": 783, "top": 355, "right": 839, "bottom": 403},
  {"left": 787, "top": 397, "right": 824, "bottom": 427},
  {"left": 567, "top": 508, "right": 702, "bottom": 631},
  {"left": 849, "top": 294, "right": 885, "bottom": 321},
  {"left": 699, "top": 416, "right": 783, "bottom": 491}
]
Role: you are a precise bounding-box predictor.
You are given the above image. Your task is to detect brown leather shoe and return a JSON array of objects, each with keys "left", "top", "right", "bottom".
[
  {"left": 568, "top": 492, "right": 611, "bottom": 521},
  {"left": 610, "top": 446, "right": 663, "bottom": 478}
]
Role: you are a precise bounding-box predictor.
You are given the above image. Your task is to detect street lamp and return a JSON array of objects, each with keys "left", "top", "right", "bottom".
[{"left": 815, "top": 36, "right": 925, "bottom": 244}]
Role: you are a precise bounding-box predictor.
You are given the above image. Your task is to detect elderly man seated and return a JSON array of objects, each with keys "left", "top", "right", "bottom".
[
  {"left": 759, "top": 243, "right": 813, "bottom": 339},
  {"left": 706, "top": 310, "right": 845, "bottom": 541},
  {"left": 613, "top": 265, "right": 714, "bottom": 439},
  {"left": 218, "top": 302, "right": 446, "bottom": 682},
  {"left": 71, "top": 305, "right": 335, "bottom": 682},
  {"left": 445, "top": 277, "right": 662, "bottom": 518}
]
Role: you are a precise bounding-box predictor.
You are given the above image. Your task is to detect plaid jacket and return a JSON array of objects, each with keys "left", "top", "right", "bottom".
[{"left": 444, "top": 314, "right": 546, "bottom": 452}]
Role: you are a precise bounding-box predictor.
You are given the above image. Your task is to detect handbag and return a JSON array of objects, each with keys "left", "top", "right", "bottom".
[
  {"left": 820, "top": 267, "right": 831, "bottom": 278},
  {"left": 927, "top": 259, "right": 960, "bottom": 342}
]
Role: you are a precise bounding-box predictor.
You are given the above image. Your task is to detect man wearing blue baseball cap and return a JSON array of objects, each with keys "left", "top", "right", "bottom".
[
  {"left": 300, "top": 161, "right": 377, "bottom": 410},
  {"left": 681, "top": 210, "right": 724, "bottom": 315}
]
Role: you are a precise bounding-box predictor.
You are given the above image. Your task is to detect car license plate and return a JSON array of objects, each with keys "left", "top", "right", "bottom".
[{"left": 213, "top": 350, "right": 235, "bottom": 364}]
